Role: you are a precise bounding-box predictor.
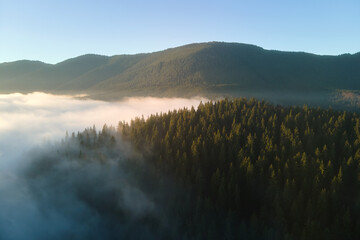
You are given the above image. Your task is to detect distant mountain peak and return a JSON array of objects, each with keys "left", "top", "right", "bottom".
[{"left": 1, "top": 42, "right": 359, "bottom": 107}]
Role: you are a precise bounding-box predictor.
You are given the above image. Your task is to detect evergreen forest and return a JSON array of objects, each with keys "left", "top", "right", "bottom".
[{"left": 35, "top": 98, "right": 360, "bottom": 239}]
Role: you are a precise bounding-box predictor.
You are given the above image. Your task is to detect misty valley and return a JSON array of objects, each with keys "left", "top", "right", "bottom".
[
  {"left": 1, "top": 40, "right": 360, "bottom": 240},
  {"left": 1, "top": 93, "right": 360, "bottom": 239},
  {"left": 0, "top": 93, "right": 205, "bottom": 239},
  {"left": 1, "top": 0, "right": 359, "bottom": 236}
]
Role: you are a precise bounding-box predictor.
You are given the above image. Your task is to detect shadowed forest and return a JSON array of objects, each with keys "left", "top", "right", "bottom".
[
  {"left": 1, "top": 42, "right": 360, "bottom": 108},
  {"left": 2, "top": 1, "right": 360, "bottom": 239},
  {"left": 22, "top": 98, "right": 360, "bottom": 239}
]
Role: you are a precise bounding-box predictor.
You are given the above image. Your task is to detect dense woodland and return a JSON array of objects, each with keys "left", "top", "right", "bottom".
[
  {"left": 1, "top": 42, "right": 360, "bottom": 106},
  {"left": 55, "top": 98, "right": 360, "bottom": 239}
]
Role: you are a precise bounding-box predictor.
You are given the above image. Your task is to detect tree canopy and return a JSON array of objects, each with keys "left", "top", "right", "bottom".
[{"left": 52, "top": 98, "right": 360, "bottom": 239}]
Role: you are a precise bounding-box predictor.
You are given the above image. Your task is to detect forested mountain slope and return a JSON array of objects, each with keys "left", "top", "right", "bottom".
[
  {"left": 30, "top": 98, "right": 360, "bottom": 239},
  {"left": 1, "top": 42, "right": 360, "bottom": 105}
]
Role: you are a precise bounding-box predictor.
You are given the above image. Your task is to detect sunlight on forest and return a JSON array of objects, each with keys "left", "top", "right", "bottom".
[{"left": 0, "top": 92, "right": 207, "bottom": 168}]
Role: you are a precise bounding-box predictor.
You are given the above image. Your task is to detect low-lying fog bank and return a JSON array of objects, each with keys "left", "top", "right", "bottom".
[
  {"left": 0, "top": 92, "right": 207, "bottom": 168},
  {"left": 0, "top": 92, "right": 208, "bottom": 240}
]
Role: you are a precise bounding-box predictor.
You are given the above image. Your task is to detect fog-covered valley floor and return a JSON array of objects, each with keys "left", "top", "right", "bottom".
[
  {"left": 0, "top": 92, "right": 207, "bottom": 240},
  {"left": 0, "top": 92, "right": 207, "bottom": 168}
]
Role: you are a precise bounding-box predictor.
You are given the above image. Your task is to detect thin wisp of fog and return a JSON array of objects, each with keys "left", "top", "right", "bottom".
[{"left": 0, "top": 92, "right": 208, "bottom": 240}]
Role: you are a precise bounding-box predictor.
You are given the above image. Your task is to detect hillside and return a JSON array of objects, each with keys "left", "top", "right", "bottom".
[
  {"left": 29, "top": 98, "right": 360, "bottom": 239},
  {"left": 1, "top": 42, "right": 360, "bottom": 106}
]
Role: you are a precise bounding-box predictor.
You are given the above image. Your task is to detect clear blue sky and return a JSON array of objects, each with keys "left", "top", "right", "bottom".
[{"left": 0, "top": 0, "right": 359, "bottom": 64}]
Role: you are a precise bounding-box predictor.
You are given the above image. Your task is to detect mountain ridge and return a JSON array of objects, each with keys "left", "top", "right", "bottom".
[{"left": 1, "top": 42, "right": 359, "bottom": 106}]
